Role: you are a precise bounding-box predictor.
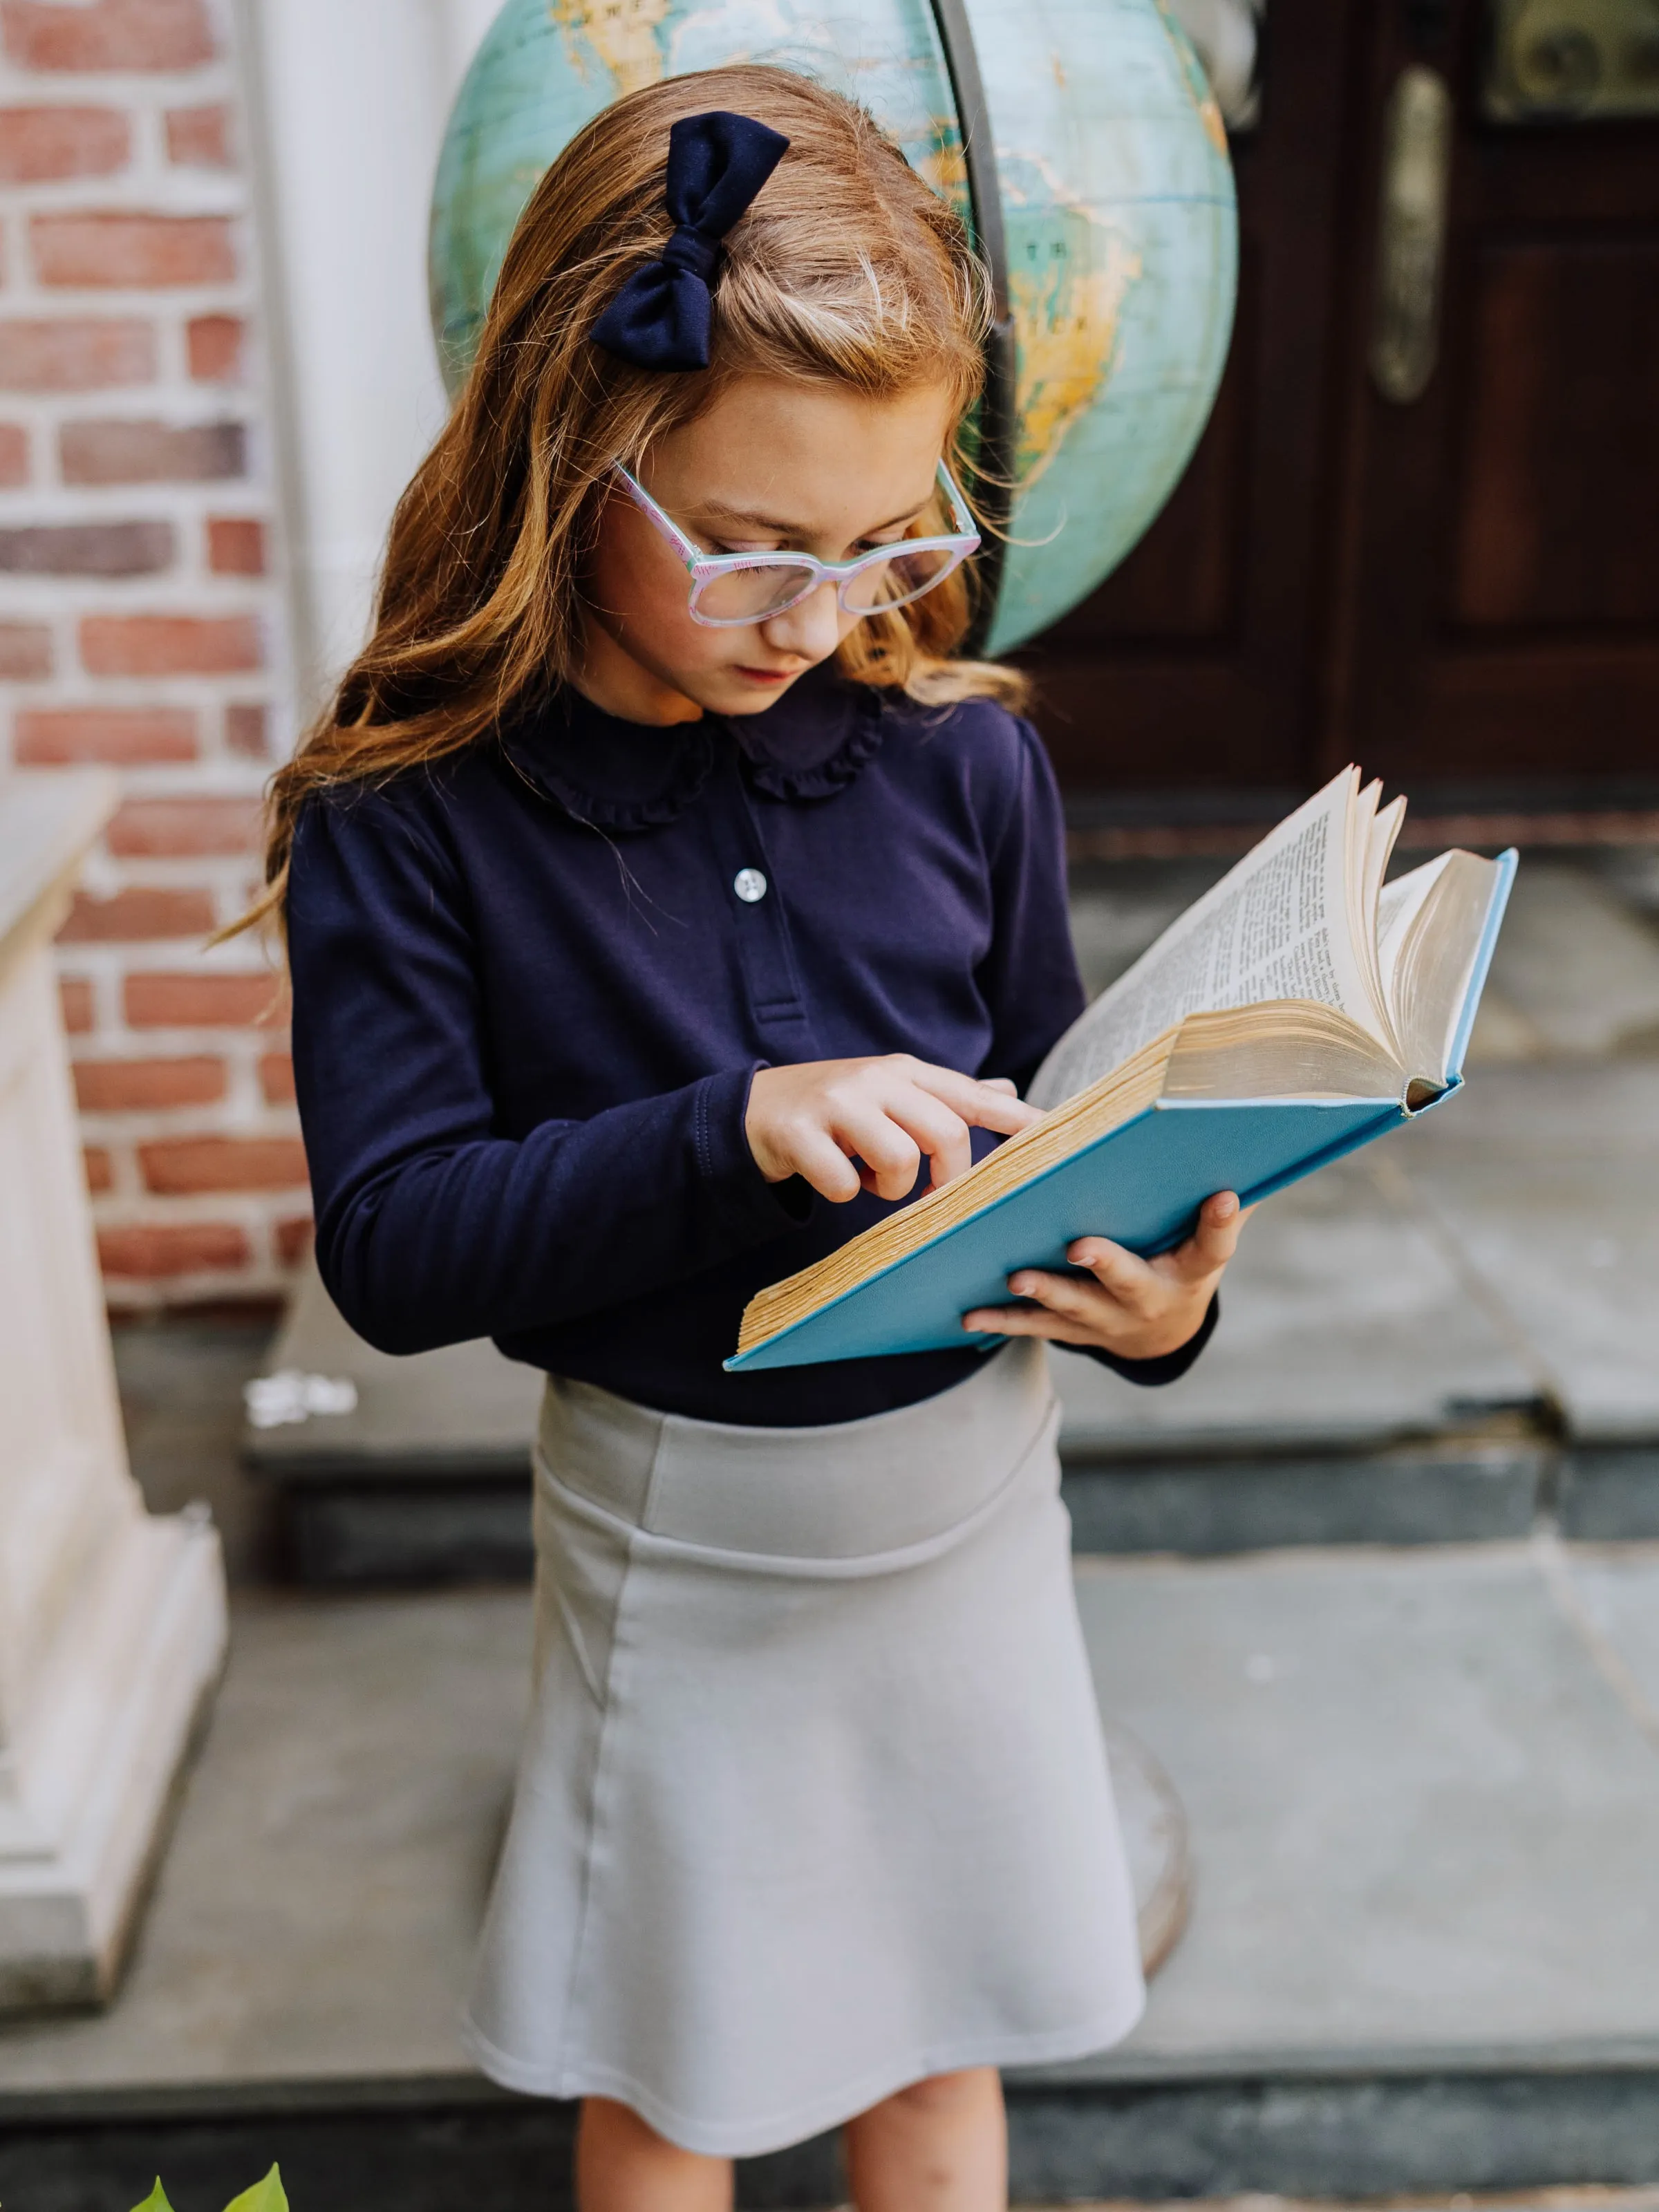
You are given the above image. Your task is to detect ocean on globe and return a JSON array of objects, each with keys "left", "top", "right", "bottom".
[{"left": 429, "top": 0, "right": 1237, "bottom": 655}]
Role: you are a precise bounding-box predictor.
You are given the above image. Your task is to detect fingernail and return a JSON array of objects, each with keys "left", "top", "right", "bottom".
[{"left": 1216, "top": 1193, "right": 1238, "bottom": 1218}]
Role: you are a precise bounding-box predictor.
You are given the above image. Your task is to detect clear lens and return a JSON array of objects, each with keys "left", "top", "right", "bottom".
[
  {"left": 690, "top": 540, "right": 964, "bottom": 626},
  {"left": 842, "top": 542, "right": 958, "bottom": 612},
  {"left": 693, "top": 563, "right": 818, "bottom": 623}
]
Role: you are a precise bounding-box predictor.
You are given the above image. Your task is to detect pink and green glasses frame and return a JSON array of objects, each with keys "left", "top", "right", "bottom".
[{"left": 610, "top": 458, "right": 982, "bottom": 628}]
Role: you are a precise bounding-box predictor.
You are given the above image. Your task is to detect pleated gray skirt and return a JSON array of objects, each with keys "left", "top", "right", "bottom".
[{"left": 460, "top": 1339, "right": 1145, "bottom": 2157}]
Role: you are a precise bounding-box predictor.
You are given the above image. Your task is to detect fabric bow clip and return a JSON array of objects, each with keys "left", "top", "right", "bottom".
[{"left": 592, "top": 109, "right": 790, "bottom": 373}]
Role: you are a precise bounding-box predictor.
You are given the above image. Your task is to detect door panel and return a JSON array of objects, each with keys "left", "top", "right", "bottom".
[
  {"left": 1025, "top": 0, "right": 1659, "bottom": 800},
  {"left": 1415, "top": 647, "right": 1659, "bottom": 771},
  {"left": 1321, "top": 0, "right": 1659, "bottom": 785},
  {"left": 1452, "top": 240, "right": 1659, "bottom": 630}
]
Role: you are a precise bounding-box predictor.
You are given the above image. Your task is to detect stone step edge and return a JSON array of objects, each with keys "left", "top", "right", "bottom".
[
  {"left": 9, "top": 2037, "right": 1659, "bottom": 2122},
  {"left": 7, "top": 2055, "right": 1659, "bottom": 2203}
]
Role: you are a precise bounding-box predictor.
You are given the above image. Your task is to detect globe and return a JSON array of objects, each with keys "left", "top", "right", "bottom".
[{"left": 429, "top": 0, "right": 1237, "bottom": 654}]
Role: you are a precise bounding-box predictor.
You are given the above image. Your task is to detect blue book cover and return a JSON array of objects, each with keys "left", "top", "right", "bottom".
[{"left": 727, "top": 843, "right": 1515, "bottom": 1374}]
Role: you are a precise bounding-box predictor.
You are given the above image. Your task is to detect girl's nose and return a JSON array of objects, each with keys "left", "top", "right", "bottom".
[{"left": 760, "top": 579, "right": 843, "bottom": 663}]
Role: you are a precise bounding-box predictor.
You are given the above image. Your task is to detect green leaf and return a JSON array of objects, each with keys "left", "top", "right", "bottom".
[
  {"left": 129, "top": 2184, "right": 176, "bottom": 2212},
  {"left": 221, "top": 2167, "right": 289, "bottom": 2212}
]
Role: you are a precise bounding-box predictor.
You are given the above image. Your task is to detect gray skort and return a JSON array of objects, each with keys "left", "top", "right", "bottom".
[{"left": 460, "top": 1339, "right": 1144, "bottom": 2155}]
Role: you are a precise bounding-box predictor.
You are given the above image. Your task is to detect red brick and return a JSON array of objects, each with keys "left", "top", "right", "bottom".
[
  {"left": 61, "top": 418, "right": 243, "bottom": 485},
  {"left": 109, "top": 796, "right": 260, "bottom": 856},
  {"left": 32, "top": 212, "right": 234, "bottom": 290},
  {"left": 224, "top": 701, "right": 267, "bottom": 757},
  {"left": 206, "top": 514, "right": 263, "bottom": 574},
  {"left": 2, "top": 1, "right": 214, "bottom": 73},
  {"left": 74, "top": 1053, "right": 225, "bottom": 1110},
  {"left": 274, "top": 1215, "right": 313, "bottom": 1265},
  {"left": 0, "top": 317, "right": 155, "bottom": 391},
  {"left": 164, "top": 102, "right": 230, "bottom": 167},
  {"left": 59, "top": 975, "right": 94, "bottom": 1032},
  {"left": 259, "top": 1051, "right": 295, "bottom": 1106},
  {"left": 124, "top": 968, "right": 279, "bottom": 1027},
  {"left": 59, "top": 885, "right": 216, "bottom": 941},
  {"left": 0, "top": 519, "right": 172, "bottom": 575},
  {"left": 0, "top": 620, "right": 51, "bottom": 677},
  {"left": 0, "top": 423, "right": 25, "bottom": 484},
  {"left": 139, "top": 1133, "right": 306, "bottom": 1194},
  {"left": 98, "top": 1221, "right": 250, "bottom": 1278},
  {"left": 0, "top": 104, "right": 128, "bottom": 180},
  {"left": 83, "top": 1143, "right": 112, "bottom": 1192},
  {"left": 17, "top": 704, "right": 194, "bottom": 764},
  {"left": 81, "top": 612, "right": 260, "bottom": 675},
  {"left": 186, "top": 313, "right": 243, "bottom": 382}
]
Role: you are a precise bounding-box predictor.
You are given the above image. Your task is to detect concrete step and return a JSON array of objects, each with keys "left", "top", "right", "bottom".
[
  {"left": 241, "top": 1058, "right": 1659, "bottom": 1578},
  {"left": 4, "top": 1542, "right": 1658, "bottom": 2208}
]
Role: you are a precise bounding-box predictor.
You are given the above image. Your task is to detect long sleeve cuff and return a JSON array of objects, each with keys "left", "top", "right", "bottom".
[
  {"left": 1082, "top": 1291, "right": 1219, "bottom": 1388},
  {"left": 701, "top": 1061, "right": 815, "bottom": 1235}
]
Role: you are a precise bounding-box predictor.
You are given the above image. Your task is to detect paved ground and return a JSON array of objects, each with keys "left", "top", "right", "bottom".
[
  {"left": 113, "top": 1311, "right": 279, "bottom": 1585},
  {"left": 1051, "top": 1135, "right": 1540, "bottom": 1459},
  {"left": 1066, "top": 1541, "right": 1659, "bottom": 2076},
  {"left": 0, "top": 1592, "right": 525, "bottom": 2100},
  {"left": 1398, "top": 1063, "right": 1659, "bottom": 1444},
  {"left": 5, "top": 1536, "right": 1658, "bottom": 2107},
  {"left": 1057, "top": 850, "right": 1659, "bottom": 1464},
  {"left": 1053, "top": 1054, "right": 1659, "bottom": 1461}
]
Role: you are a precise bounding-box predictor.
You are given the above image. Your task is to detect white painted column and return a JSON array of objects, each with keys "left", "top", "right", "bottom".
[
  {"left": 237, "top": 0, "right": 501, "bottom": 714},
  {"left": 0, "top": 774, "right": 227, "bottom": 2009}
]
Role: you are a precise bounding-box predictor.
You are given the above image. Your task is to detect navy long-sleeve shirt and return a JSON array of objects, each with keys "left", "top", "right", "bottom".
[{"left": 285, "top": 669, "right": 1215, "bottom": 1425}]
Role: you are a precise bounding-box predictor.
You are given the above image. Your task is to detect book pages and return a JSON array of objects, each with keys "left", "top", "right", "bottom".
[
  {"left": 1351, "top": 785, "right": 1407, "bottom": 1056},
  {"left": 1377, "top": 852, "right": 1454, "bottom": 1013},
  {"left": 1029, "top": 767, "right": 1389, "bottom": 1110},
  {"left": 1382, "top": 850, "right": 1501, "bottom": 1084}
]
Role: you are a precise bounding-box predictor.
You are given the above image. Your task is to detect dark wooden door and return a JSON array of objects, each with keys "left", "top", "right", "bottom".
[
  {"left": 1025, "top": 0, "right": 1659, "bottom": 800},
  {"left": 1022, "top": 0, "right": 1359, "bottom": 796},
  {"left": 1323, "top": 0, "right": 1659, "bottom": 789}
]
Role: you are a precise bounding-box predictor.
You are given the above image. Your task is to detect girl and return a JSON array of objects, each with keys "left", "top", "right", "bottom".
[{"left": 268, "top": 66, "right": 1247, "bottom": 2211}]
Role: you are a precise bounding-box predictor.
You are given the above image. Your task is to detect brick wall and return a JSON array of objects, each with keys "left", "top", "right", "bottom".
[{"left": 1, "top": 0, "right": 306, "bottom": 1306}]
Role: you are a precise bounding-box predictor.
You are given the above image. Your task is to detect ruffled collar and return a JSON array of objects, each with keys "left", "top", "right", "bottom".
[{"left": 498, "top": 666, "right": 887, "bottom": 832}]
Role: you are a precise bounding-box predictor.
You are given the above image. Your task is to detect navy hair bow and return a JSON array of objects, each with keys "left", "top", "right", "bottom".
[{"left": 592, "top": 110, "right": 789, "bottom": 372}]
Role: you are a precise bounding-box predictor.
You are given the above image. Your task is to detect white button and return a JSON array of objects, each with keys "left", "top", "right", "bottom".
[{"left": 733, "top": 868, "right": 768, "bottom": 903}]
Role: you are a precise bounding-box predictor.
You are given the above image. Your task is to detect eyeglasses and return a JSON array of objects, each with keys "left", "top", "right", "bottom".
[{"left": 610, "top": 459, "right": 981, "bottom": 628}]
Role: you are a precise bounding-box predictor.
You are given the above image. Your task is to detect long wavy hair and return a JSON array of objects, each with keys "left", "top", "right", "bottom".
[{"left": 247, "top": 64, "right": 1025, "bottom": 930}]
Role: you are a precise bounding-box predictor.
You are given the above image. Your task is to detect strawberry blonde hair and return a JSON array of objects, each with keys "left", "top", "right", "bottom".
[{"left": 250, "top": 63, "right": 1024, "bottom": 928}]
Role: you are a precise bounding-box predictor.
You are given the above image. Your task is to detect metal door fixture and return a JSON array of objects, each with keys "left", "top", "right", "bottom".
[
  {"left": 1484, "top": 0, "right": 1659, "bottom": 122},
  {"left": 1369, "top": 66, "right": 1454, "bottom": 404}
]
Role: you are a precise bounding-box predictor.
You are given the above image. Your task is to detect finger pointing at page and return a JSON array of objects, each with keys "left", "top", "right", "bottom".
[{"left": 745, "top": 1056, "right": 1041, "bottom": 1203}]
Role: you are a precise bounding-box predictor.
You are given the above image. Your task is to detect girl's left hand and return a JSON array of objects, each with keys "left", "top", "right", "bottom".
[{"left": 962, "top": 1191, "right": 1253, "bottom": 1361}]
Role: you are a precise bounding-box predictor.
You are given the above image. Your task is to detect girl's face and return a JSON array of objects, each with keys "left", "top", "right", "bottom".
[{"left": 579, "top": 374, "right": 957, "bottom": 726}]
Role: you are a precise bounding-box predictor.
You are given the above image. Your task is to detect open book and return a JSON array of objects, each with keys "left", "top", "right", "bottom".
[{"left": 727, "top": 767, "right": 1516, "bottom": 1374}]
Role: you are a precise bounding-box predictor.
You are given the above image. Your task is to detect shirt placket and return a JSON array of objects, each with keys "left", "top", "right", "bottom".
[{"left": 706, "top": 749, "right": 817, "bottom": 1057}]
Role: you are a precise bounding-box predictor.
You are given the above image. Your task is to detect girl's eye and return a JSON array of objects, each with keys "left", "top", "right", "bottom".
[{"left": 706, "top": 527, "right": 913, "bottom": 559}]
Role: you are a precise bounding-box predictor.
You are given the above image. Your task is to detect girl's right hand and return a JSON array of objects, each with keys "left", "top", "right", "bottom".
[{"left": 746, "top": 1056, "right": 1042, "bottom": 1204}]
